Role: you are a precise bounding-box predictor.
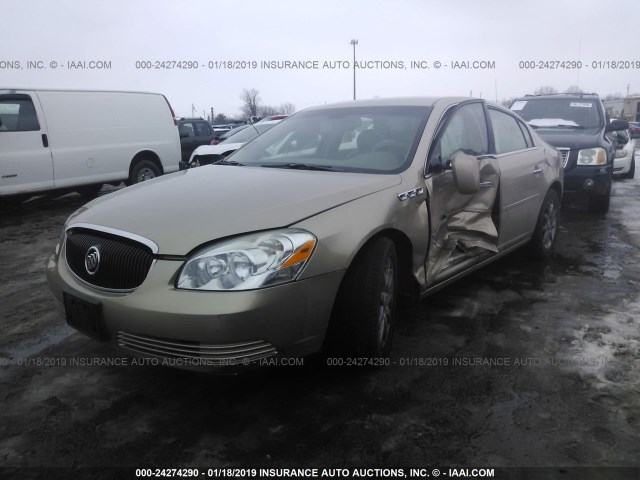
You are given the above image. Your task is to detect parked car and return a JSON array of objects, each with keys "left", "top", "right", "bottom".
[
  {"left": 47, "top": 97, "right": 563, "bottom": 371},
  {"left": 177, "top": 118, "right": 216, "bottom": 163},
  {"left": 628, "top": 121, "right": 640, "bottom": 139},
  {"left": 0, "top": 89, "right": 180, "bottom": 201},
  {"left": 612, "top": 127, "right": 636, "bottom": 178},
  {"left": 510, "top": 93, "right": 628, "bottom": 214},
  {"left": 188, "top": 120, "right": 280, "bottom": 167},
  {"left": 210, "top": 124, "right": 250, "bottom": 145}
]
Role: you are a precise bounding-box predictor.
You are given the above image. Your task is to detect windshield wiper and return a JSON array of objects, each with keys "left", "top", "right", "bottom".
[
  {"left": 212, "top": 159, "right": 244, "bottom": 166},
  {"left": 261, "top": 163, "right": 345, "bottom": 172}
]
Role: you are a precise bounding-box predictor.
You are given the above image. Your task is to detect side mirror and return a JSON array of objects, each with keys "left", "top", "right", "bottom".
[
  {"left": 606, "top": 119, "right": 629, "bottom": 132},
  {"left": 450, "top": 152, "right": 480, "bottom": 194}
]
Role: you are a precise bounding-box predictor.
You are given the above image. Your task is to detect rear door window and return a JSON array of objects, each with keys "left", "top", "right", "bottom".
[
  {"left": 489, "top": 108, "right": 529, "bottom": 154},
  {"left": 195, "top": 122, "right": 212, "bottom": 137}
]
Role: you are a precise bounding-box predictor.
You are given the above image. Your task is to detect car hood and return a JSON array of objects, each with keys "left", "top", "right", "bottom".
[
  {"left": 193, "top": 142, "right": 244, "bottom": 156},
  {"left": 531, "top": 127, "right": 605, "bottom": 149},
  {"left": 70, "top": 166, "right": 402, "bottom": 254}
]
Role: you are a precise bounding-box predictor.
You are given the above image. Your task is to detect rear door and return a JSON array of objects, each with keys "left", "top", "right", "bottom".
[
  {"left": 488, "top": 107, "right": 546, "bottom": 249},
  {"left": 194, "top": 121, "right": 214, "bottom": 148},
  {"left": 425, "top": 100, "right": 500, "bottom": 284},
  {"left": 0, "top": 92, "right": 54, "bottom": 195}
]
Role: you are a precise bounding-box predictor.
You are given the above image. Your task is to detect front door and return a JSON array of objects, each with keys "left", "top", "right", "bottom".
[
  {"left": 425, "top": 101, "right": 500, "bottom": 285},
  {"left": 0, "top": 92, "right": 54, "bottom": 195}
]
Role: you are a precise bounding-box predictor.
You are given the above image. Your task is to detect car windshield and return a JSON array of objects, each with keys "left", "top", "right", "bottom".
[
  {"left": 229, "top": 106, "right": 431, "bottom": 174},
  {"left": 220, "top": 123, "right": 273, "bottom": 144},
  {"left": 511, "top": 98, "right": 603, "bottom": 128}
]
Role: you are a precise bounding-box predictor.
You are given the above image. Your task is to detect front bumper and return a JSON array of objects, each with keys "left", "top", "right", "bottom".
[
  {"left": 613, "top": 156, "right": 632, "bottom": 175},
  {"left": 47, "top": 246, "right": 343, "bottom": 370},
  {"left": 563, "top": 165, "right": 611, "bottom": 197}
]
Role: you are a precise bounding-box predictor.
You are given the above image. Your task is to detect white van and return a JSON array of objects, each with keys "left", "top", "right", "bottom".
[{"left": 0, "top": 89, "right": 181, "bottom": 200}]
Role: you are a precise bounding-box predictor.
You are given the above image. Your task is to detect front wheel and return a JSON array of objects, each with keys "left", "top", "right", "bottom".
[
  {"left": 587, "top": 184, "right": 611, "bottom": 215},
  {"left": 529, "top": 189, "right": 560, "bottom": 259},
  {"left": 623, "top": 156, "right": 635, "bottom": 180},
  {"left": 129, "top": 159, "right": 160, "bottom": 185},
  {"left": 328, "top": 237, "right": 398, "bottom": 358}
]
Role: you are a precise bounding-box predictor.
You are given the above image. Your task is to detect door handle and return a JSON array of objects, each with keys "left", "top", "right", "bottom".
[
  {"left": 532, "top": 166, "right": 543, "bottom": 174},
  {"left": 42, "top": 134, "right": 49, "bottom": 148},
  {"left": 480, "top": 181, "right": 493, "bottom": 188}
]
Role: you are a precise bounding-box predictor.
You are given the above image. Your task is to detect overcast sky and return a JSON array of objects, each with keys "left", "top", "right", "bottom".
[{"left": 3, "top": 0, "right": 640, "bottom": 118}]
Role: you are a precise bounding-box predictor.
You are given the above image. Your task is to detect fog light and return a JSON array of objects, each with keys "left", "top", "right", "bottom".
[{"left": 583, "top": 178, "right": 595, "bottom": 189}]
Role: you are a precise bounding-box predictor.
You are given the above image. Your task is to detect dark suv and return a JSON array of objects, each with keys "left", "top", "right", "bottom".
[
  {"left": 510, "top": 94, "right": 628, "bottom": 214},
  {"left": 177, "top": 118, "right": 216, "bottom": 163}
]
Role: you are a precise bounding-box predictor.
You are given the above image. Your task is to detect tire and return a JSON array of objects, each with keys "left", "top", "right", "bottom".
[
  {"left": 587, "top": 183, "right": 611, "bottom": 215},
  {"left": 528, "top": 189, "right": 560, "bottom": 259},
  {"left": 129, "top": 159, "right": 160, "bottom": 185},
  {"left": 76, "top": 183, "right": 103, "bottom": 199},
  {"left": 329, "top": 237, "right": 398, "bottom": 358},
  {"left": 624, "top": 156, "right": 635, "bottom": 179}
]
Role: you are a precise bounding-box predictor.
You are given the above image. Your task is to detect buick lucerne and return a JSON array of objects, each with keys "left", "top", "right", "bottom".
[{"left": 47, "top": 98, "right": 563, "bottom": 370}]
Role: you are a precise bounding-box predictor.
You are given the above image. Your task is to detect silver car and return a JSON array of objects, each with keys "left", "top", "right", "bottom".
[{"left": 46, "top": 97, "right": 563, "bottom": 369}]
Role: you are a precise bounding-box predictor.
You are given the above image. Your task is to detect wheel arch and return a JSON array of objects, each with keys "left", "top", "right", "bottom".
[
  {"left": 129, "top": 150, "right": 164, "bottom": 178},
  {"left": 342, "top": 228, "right": 418, "bottom": 301},
  {"left": 549, "top": 180, "right": 563, "bottom": 200}
]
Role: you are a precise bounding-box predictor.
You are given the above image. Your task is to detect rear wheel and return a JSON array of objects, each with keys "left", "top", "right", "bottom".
[
  {"left": 529, "top": 189, "right": 559, "bottom": 259},
  {"left": 328, "top": 237, "right": 398, "bottom": 358},
  {"left": 129, "top": 159, "right": 160, "bottom": 185}
]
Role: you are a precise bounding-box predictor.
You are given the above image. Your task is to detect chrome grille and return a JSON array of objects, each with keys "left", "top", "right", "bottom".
[
  {"left": 557, "top": 148, "right": 570, "bottom": 168},
  {"left": 65, "top": 227, "right": 154, "bottom": 291},
  {"left": 117, "top": 331, "right": 278, "bottom": 365}
]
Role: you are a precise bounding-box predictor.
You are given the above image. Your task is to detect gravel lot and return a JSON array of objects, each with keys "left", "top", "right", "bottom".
[{"left": 1, "top": 172, "right": 639, "bottom": 479}]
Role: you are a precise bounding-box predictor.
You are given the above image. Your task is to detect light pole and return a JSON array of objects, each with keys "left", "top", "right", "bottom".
[{"left": 350, "top": 39, "right": 358, "bottom": 100}]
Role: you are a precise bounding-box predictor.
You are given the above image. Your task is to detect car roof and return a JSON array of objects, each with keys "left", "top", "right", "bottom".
[
  {"left": 305, "top": 97, "right": 467, "bottom": 110},
  {"left": 513, "top": 93, "right": 601, "bottom": 101}
]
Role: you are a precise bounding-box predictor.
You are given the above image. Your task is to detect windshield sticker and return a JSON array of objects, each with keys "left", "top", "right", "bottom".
[
  {"left": 510, "top": 101, "right": 527, "bottom": 111},
  {"left": 0, "top": 104, "right": 20, "bottom": 114},
  {"left": 527, "top": 118, "right": 580, "bottom": 127},
  {"left": 569, "top": 102, "right": 592, "bottom": 108}
]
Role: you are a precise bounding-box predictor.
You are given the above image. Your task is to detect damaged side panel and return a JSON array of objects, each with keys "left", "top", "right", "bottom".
[{"left": 426, "top": 158, "right": 500, "bottom": 283}]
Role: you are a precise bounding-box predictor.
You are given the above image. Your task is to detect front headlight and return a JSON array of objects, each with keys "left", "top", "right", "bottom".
[
  {"left": 176, "top": 229, "right": 316, "bottom": 291},
  {"left": 576, "top": 147, "right": 607, "bottom": 165},
  {"left": 615, "top": 149, "right": 628, "bottom": 158}
]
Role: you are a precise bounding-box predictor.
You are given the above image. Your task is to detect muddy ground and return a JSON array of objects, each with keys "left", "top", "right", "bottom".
[{"left": 1, "top": 171, "right": 639, "bottom": 480}]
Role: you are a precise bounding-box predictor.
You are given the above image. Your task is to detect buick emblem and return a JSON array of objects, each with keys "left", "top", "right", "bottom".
[{"left": 85, "top": 246, "right": 101, "bottom": 275}]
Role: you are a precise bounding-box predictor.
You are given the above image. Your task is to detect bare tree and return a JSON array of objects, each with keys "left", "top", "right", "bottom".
[
  {"left": 534, "top": 86, "right": 558, "bottom": 95},
  {"left": 500, "top": 97, "right": 515, "bottom": 108},
  {"left": 258, "top": 105, "right": 279, "bottom": 117},
  {"left": 279, "top": 103, "right": 296, "bottom": 115},
  {"left": 214, "top": 113, "right": 228, "bottom": 125},
  {"left": 240, "top": 89, "right": 261, "bottom": 118},
  {"left": 565, "top": 85, "right": 584, "bottom": 94}
]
